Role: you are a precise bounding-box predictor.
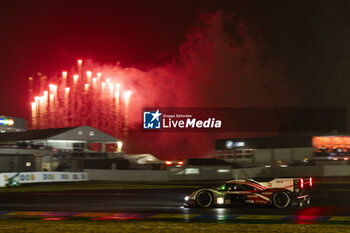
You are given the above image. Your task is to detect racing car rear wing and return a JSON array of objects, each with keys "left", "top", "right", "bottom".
[{"left": 250, "top": 177, "right": 313, "bottom": 192}]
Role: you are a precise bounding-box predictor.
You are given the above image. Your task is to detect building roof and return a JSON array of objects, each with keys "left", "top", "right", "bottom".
[{"left": 0, "top": 127, "right": 75, "bottom": 142}]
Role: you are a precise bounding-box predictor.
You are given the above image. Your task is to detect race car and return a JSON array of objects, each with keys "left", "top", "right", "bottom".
[{"left": 184, "top": 177, "right": 312, "bottom": 208}]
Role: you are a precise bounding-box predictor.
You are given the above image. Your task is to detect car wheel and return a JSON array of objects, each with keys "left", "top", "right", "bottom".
[
  {"left": 298, "top": 200, "right": 304, "bottom": 208},
  {"left": 196, "top": 191, "right": 213, "bottom": 208},
  {"left": 306, "top": 197, "right": 311, "bottom": 206},
  {"left": 272, "top": 192, "right": 291, "bottom": 209}
]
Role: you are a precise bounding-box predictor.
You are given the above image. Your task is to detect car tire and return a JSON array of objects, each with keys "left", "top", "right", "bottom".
[
  {"left": 272, "top": 191, "right": 291, "bottom": 209},
  {"left": 196, "top": 190, "right": 213, "bottom": 208},
  {"left": 298, "top": 200, "right": 304, "bottom": 208},
  {"left": 306, "top": 197, "right": 311, "bottom": 206}
]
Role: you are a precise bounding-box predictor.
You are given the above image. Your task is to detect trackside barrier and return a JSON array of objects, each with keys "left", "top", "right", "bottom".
[
  {"left": 85, "top": 169, "right": 168, "bottom": 181},
  {"left": 231, "top": 167, "right": 270, "bottom": 180},
  {"left": 87, "top": 165, "right": 350, "bottom": 182},
  {"left": 168, "top": 166, "right": 232, "bottom": 181},
  {"left": 85, "top": 167, "right": 232, "bottom": 181},
  {"left": 0, "top": 172, "right": 89, "bottom": 187}
]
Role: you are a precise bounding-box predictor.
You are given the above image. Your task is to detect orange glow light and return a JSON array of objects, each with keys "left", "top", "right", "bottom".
[
  {"left": 7, "top": 119, "right": 14, "bottom": 126},
  {"left": 312, "top": 136, "right": 350, "bottom": 151}
]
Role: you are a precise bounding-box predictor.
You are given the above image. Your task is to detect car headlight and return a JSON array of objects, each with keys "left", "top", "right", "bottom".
[
  {"left": 185, "top": 196, "right": 189, "bottom": 201},
  {"left": 217, "top": 197, "right": 224, "bottom": 204}
]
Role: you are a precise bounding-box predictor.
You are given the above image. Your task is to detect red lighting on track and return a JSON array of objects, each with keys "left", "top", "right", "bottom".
[
  {"left": 165, "top": 161, "right": 172, "bottom": 165},
  {"left": 309, "top": 177, "right": 313, "bottom": 187},
  {"left": 43, "top": 217, "right": 68, "bottom": 221},
  {"left": 178, "top": 161, "right": 184, "bottom": 165},
  {"left": 300, "top": 178, "right": 304, "bottom": 189}
]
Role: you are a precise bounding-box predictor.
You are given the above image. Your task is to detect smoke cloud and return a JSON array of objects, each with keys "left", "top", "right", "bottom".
[{"left": 84, "top": 11, "right": 295, "bottom": 159}]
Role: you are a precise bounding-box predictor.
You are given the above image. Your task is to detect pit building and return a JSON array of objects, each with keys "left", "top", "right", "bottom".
[
  {"left": 216, "top": 135, "right": 350, "bottom": 165},
  {"left": 0, "top": 126, "right": 126, "bottom": 172}
]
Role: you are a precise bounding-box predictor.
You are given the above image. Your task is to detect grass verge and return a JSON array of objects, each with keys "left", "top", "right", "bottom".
[{"left": 1, "top": 220, "right": 350, "bottom": 233}]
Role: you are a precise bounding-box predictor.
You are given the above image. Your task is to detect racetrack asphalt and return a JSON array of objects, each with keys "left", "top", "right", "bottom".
[{"left": 0, "top": 178, "right": 350, "bottom": 223}]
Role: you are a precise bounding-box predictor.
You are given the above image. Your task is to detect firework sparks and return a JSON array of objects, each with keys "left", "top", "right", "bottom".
[
  {"left": 29, "top": 59, "right": 132, "bottom": 138},
  {"left": 123, "top": 90, "right": 132, "bottom": 138}
]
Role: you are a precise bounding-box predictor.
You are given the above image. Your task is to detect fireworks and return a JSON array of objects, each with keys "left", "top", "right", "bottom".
[{"left": 30, "top": 60, "right": 132, "bottom": 138}]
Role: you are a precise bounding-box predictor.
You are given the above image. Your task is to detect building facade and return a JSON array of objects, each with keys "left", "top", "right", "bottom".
[
  {"left": 216, "top": 135, "right": 350, "bottom": 165},
  {"left": 0, "top": 126, "right": 124, "bottom": 172},
  {"left": 216, "top": 136, "right": 314, "bottom": 165}
]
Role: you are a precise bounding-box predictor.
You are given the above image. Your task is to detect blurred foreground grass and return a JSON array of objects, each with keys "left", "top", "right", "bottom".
[
  {"left": 0, "top": 181, "right": 202, "bottom": 193},
  {"left": 0, "top": 220, "right": 350, "bottom": 233}
]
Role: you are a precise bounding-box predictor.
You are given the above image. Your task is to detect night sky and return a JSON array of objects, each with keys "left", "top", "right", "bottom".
[{"left": 1, "top": 0, "right": 350, "bottom": 158}]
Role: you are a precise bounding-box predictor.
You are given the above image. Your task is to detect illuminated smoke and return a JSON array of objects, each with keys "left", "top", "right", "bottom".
[{"left": 29, "top": 12, "right": 293, "bottom": 159}]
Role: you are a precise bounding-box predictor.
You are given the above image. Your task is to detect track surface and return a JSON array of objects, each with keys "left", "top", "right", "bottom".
[{"left": 0, "top": 180, "right": 350, "bottom": 217}]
